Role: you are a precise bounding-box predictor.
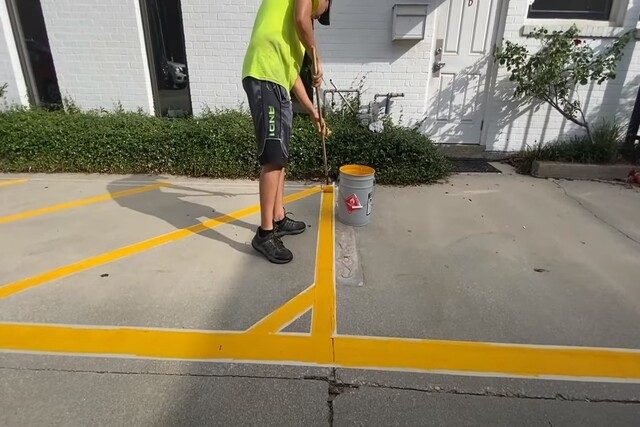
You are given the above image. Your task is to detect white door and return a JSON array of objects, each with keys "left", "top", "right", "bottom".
[{"left": 424, "top": 0, "right": 501, "bottom": 144}]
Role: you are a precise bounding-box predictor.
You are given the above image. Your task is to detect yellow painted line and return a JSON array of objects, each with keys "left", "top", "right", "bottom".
[
  {"left": 2, "top": 321, "right": 639, "bottom": 382},
  {"left": 311, "top": 186, "right": 336, "bottom": 338},
  {"left": 333, "top": 336, "right": 640, "bottom": 381},
  {"left": 247, "top": 285, "right": 315, "bottom": 334},
  {"left": 0, "top": 322, "right": 331, "bottom": 364},
  {"left": 0, "top": 186, "right": 321, "bottom": 299},
  {"left": 0, "top": 183, "right": 170, "bottom": 225},
  {"left": 0, "top": 179, "right": 28, "bottom": 188}
]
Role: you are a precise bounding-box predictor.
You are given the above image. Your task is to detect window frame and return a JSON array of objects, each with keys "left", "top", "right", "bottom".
[{"left": 527, "top": 0, "right": 614, "bottom": 21}]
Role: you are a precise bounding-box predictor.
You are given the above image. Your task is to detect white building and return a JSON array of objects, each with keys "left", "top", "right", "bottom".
[{"left": 1, "top": 0, "right": 638, "bottom": 153}]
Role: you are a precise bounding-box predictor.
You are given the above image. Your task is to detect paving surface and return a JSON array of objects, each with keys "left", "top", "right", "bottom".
[{"left": 1, "top": 168, "right": 640, "bottom": 425}]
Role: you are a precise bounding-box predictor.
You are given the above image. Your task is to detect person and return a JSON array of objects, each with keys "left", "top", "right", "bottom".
[{"left": 242, "top": 0, "right": 332, "bottom": 264}]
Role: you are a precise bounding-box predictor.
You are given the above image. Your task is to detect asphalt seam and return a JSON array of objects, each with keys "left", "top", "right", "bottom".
[
  {"left": 344, "top": 380, "right": 640, "bottom": 405},
  {"left": 0, "top": 365, "right": 321, "bottom": 383},
  {"left": 553, "top": 180, "right": 640, "bottom": 247},
  {"left": 3, "top": 365, "right": 640, "bottom": 405}
]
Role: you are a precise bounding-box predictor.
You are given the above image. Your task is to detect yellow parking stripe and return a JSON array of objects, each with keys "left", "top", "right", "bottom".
[
  {"left": 333, "top": 336, "right": 640, "bottom": 381},
  {"left": 0, "top": 183, "right": 170, "bottom": 225},
  {"left": 0, "top": 322, "right": 331, "bottom": 364},
  {"left": 311, "top": 186, "right": 336, "bottom": 338},
  {"left": 2, "top": 321, "right": 639, "bottom": 382},
  {"left": 0, "top": 179, "right": 28, "bottom": 188},
  {"left": 247, "top": 285, "right": 315, "bottom": 334},
  {"left": 0, "top": 186, "right": 321, "bottom": 299}
]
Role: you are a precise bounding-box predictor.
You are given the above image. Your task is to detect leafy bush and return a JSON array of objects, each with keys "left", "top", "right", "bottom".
[
  {"left": 0, "top": 107, "right": 450, "bottom": 185},
  {"left": 495, "top": 25, "right": 632, "bottom": 143},
  {"left": 509, "top": 120, "right": 631, "bottom": 174}
]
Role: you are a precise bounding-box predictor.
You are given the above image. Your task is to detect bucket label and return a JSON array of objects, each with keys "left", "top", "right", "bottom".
[
  {"left": 345, "top": 194, "right": 363, "bottom": 214},
  {"left": 366, "top": 192, "right": 373, "bottom": 216}
]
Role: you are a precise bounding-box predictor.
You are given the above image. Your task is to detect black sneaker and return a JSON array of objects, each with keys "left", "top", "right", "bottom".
[
  {"left": 274, "top": 212, "right": 306, "bottom": 237},
  {"left": 252, "top": 229, "right": 293, "bottom": 264}
]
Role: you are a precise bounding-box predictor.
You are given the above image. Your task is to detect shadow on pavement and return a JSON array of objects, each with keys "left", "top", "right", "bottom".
[{"left": 107, "top": 176, "right": 259, "bottom": 256}]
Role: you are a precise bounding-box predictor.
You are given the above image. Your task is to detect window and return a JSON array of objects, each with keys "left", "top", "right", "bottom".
[
  {"left": 6, "top": 0, "right": 62, "bottom": 107},
  {"left": 528, "top": 0, "right": 613, "bottom": 21},
  {"left": 140, "top": 0, "right": 192, "bottom": 117}
]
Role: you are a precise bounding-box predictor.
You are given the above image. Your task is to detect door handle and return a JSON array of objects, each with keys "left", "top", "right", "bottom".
[{"left": 433, "top": 38, "right": 444, "bottom": 77}]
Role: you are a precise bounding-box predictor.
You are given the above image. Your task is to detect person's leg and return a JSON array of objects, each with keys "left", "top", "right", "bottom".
[
  {"left": 244, "top": 77, "right": 293, "bottom": 264},
  {"left": 273, "top": 167, "right": 286, "bottom": 223},
  {"left": 261, "top": 164, "right": 283, "bottom": 230}
]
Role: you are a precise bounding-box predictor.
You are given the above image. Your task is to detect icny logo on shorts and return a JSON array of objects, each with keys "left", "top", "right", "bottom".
[{"left": 268, "top": 105, "right": 276, "bottom": 138}]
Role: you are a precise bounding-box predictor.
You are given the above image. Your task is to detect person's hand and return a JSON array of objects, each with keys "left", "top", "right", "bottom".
[
  {"left": 312, "top": 109, "right": 331, "bottom": 138},
  {"left": 313, "top": 59, "right": 324, "bottom": 88}
]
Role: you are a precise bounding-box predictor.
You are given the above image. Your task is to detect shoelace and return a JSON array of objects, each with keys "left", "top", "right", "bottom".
[{"left": 267, "top": 234, "right": 286, "bottom": 252}]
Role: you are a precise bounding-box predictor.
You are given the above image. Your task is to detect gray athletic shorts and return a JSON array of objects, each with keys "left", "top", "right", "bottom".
[{"left": 242, "top": 77, "right": 293, "bottom": 168}]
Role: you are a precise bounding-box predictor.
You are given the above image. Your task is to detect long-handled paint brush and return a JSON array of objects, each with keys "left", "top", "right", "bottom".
[{"left": 312, "top": 48, "right": 330, "bottom": 187}]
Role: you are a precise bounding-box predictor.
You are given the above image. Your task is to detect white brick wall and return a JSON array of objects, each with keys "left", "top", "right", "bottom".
[
  {"left": 0, "top": 0, "right": 28, "bottom": 107},
  {"left": 182, "top": 0, "right": 435, "bottom": 119},
  {"left": 1, "top": 0, "right": 637, "bottom": 152},
  {"left": 484, "top": 0, "right": 640, "bottom": 151},
  {"left": 38, "top": 0, "right": 153, "bottom": 112},
  {"left": 181, "top": 0, "right": 258, "bottom": 113}
]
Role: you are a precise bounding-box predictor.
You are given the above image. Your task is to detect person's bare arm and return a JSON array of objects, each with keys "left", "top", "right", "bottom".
[
  {"left": 295, "top": 0, "right": 323, "bottom": 86},
  {"left": 294, "top": 0, "right": 316, "bottom": 53},
  {"left": 292, "top": 77, "right": 328, "bottom": 137}
]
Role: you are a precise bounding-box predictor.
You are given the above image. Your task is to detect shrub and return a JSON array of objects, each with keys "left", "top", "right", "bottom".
[
  {"left": 509, "top": 119, "right": 630, "bottom": 174},
  {"left": 0, "top": 107, "right": 450, "bottom": 185},
  {"left": 495, "top": 25, "right": 632, "bottom": 143}
]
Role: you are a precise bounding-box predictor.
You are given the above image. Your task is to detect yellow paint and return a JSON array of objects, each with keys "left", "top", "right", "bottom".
[
  {"left": 3, "top": 182, "right": 640, "bottom": 382},
  {"left": 2, "top": 321, "right": 640, "bottom": 381},
  {"left": 333, "top": 336, "right": 640, "bottom": 381},
  {"left": 0, "top": 186, "right": 320, "bottom": 299},
  {"left": 247, "top": 285, "right": 315, "bottom": 334},
  {"left": 0, "top": 322, "right": 331, "bottom": 363},
  {"left": 339, "top": 165, "right": 375, "bottom": 177},
  {"left": 0, "top": 179, "right": 28, "bottom": 188},
  {"left": 0, "top": 183, "right": 169, "bottom": 225},
  {"left": 311, "top": 186, "right": 336, "bottom": 338}
]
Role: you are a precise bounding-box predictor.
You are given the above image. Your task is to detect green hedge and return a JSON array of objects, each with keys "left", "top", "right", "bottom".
[{"left": 0, "top": 108, "right": 450, "bottom": 185}]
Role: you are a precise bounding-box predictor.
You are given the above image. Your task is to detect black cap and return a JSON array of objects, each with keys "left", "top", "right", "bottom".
[{"left": 318, "top": 0, "right": 331, "bottom": 26}]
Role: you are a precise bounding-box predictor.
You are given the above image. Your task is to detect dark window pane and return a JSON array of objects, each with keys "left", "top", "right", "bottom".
[
  {"left": 9, "top": 0, "right": 61, "bottom": 107},
  {"left": 142, "top": 0, "right": 192, "bottom": 117},
  {"left": 528, "top": 0, "right": 612, "bottom": 20}
]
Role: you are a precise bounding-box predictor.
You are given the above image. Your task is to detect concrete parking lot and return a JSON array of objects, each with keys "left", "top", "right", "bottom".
[{"left": 1, "top": 166, "right": 640, "bottom": 425}]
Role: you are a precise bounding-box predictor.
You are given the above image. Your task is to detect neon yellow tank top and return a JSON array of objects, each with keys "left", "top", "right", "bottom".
[{"left": 242, "top": 0, "right": 318, "bottom": 91}]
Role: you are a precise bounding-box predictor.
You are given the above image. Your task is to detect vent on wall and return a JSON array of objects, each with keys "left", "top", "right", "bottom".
[{"left": 392, "top": 4, "right": 428, "bottom": 41}]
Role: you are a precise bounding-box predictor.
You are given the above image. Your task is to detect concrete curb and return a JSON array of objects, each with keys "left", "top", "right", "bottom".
[{"left": 532, "top": 161, "right": 637, "bottom": 181}]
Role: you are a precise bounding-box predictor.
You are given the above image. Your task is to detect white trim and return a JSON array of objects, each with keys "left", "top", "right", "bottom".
[
  {"left": 522, "top": 24, "right": 636, "bottom": 39},
  {"left": 0, "top": 0, "right": 29, "bottom": 106},
  {"left": 133, "top": 0, "right": 155, "bottom": 115},
  {"left": 480, "top": 0, "right": 510, "bottom": 148}
]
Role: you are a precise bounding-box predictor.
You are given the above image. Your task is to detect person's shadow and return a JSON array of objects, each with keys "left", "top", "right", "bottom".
[{"left": 107, "top": 176, "right": 259, "bottom": 256}]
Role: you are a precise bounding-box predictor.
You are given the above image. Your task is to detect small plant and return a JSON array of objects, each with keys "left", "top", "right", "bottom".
[
  {"left": 0, "top": 83, "right": 7, "bottom": 100},
  {"left": 495, "top": 25, "right": 632, "bottom": 143},
  {"left": 510, "top": 119, "right": 626, "bottom": 174}
]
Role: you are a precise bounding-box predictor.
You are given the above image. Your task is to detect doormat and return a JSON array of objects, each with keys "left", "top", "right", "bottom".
[{"left": 450, "top": 159, "right": 501, "bottom": 173}]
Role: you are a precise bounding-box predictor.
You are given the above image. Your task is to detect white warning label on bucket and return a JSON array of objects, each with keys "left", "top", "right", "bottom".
[{"left": 366, "top": 192, "right": 373, "bottom": 216}]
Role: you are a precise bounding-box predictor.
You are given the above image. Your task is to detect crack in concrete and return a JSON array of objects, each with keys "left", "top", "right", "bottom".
[
  {"left": 0, "top": 365, "right": 320, "bottom": 383},
  {"left": 553, "top": 180, "right": 640, "bottom": 247},
  {"left": 3, "top": 364, "right": 640, "bottom": 407},
  {"left": 344, "top": 379, "right": 640, "bottom": 405}
]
